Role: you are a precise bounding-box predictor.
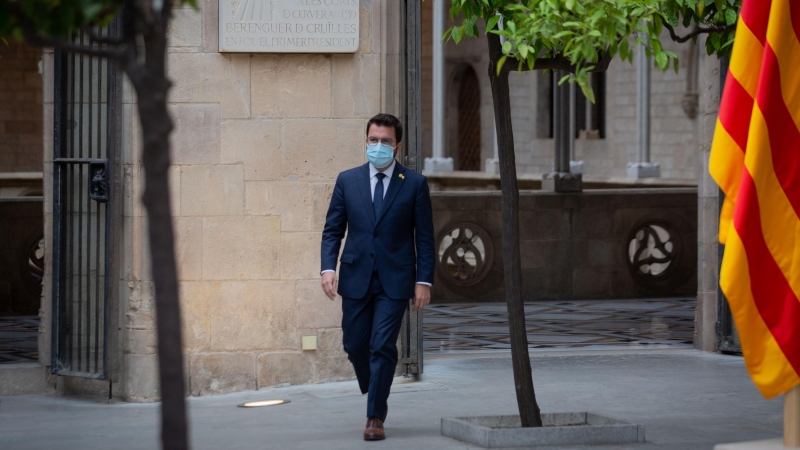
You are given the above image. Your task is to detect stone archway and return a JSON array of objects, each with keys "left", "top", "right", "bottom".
[{"left": 445, "top": 63, "right": 482, "bottom": 171}]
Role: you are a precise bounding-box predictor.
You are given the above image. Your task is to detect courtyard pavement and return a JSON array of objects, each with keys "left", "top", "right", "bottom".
[{"left": 0, "top": 349, "right": 783, "bottom": 449}]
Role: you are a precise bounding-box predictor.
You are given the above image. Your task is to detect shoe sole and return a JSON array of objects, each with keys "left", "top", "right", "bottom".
[{"left": 364, "top": 434, "right": 386, "bottom": 441}]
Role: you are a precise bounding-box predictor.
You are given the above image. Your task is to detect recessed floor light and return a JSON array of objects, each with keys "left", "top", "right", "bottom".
[{"left": 237, "top": 399, "right": 291, "bottom": 408}]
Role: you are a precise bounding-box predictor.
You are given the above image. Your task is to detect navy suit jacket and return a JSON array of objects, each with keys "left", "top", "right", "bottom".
[{"left": 321, "top": 162, "right": 435, "bottom": 300}]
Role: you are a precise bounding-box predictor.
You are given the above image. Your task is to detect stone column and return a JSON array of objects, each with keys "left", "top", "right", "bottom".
[
  {"left": 485, "top": 115, "right": 500, "bottom": 173},
  {"left": 627, "top": 39, "right": 661, "bottom": 178},
  {"left": 543, "top": 71, "right": 582, "bottom": 191},
  {"left": 568, "top": 82, "right": 584, "bottom": 174},
  {"left": 423, "top": 0, "right": 454, "bottom": 172},
  {"left": 695, "top": 42, "right": 722, "bottom": 352}
]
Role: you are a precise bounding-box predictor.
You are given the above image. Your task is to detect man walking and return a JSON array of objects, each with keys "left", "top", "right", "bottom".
[{"left": 320, "top": 113, "right": 435, "bottom": 441}]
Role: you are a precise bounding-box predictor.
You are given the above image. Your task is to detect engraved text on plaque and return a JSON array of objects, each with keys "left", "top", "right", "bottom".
[{"left": 219, "top": 0, "right": 360, "bottom": 53}]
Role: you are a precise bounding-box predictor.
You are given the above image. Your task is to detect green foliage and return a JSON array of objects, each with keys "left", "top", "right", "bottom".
[
  {"left": 0, "top": 0, "right": 119, "bottom": 41},
  {"left": 444, "top": 0, "right": 740, "bottom": 102},
  {"left": 661, "top": 0, "right": 741, "bottom": 55},
  {"left": 0, "top": 0, "right": 197, "bottom": 42}
]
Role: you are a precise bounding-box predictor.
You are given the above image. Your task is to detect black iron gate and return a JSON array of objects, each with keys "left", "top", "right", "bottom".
[
  {"left": 398, "top": 0, "right": 424, "bottom": 376},
  {"left": 51, "top": 27, "right": 121, "bottom": 379}
]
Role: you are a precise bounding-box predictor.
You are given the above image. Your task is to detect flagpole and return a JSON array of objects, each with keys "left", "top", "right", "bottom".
[{"left": 787, "top": 385, "right": 800, "bottom": 447}]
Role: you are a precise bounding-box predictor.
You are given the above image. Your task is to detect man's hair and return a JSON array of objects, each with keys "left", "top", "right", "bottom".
[{"left": 366, "top": 113, "right": 403, "bottom": 143}]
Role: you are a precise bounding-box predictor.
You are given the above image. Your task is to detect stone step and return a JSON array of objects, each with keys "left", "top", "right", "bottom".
[{"left": 0, "top": 363, "right": 54, "bottom": 396}]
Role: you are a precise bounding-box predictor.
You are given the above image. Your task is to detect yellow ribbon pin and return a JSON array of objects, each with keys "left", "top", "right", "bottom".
[{"left": 399, "top": 173, "right": 405, "bottom": 179}]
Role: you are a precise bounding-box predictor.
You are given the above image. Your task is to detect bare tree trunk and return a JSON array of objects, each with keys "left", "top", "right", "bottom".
[
  {"left": 486, "top": 31, "right": 543, "bottom": 428},
  {"left": 126, "top": 8, "right": 188, "bottom": 450}
]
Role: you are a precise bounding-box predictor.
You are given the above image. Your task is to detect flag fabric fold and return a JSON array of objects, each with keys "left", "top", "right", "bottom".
[{"left": 710, "top": 0, "right": 800, "bottom": 399}]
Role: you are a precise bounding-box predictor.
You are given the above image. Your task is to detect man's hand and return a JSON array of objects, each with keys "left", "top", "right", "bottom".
[
  {"left": 321, "top": 272, "right": 337, "bottom": 300},
  {"left": 413, "top": 284, "right": 431, "bottom": 311}
]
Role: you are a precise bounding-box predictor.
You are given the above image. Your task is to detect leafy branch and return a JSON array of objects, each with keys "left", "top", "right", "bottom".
[{"left": 444, "top": 0, "right": 741, "bottom": 102}]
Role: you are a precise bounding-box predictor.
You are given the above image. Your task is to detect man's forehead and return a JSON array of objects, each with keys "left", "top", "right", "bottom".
[{"left": 367, "top": 124, "right": 396, "bottom": 138}]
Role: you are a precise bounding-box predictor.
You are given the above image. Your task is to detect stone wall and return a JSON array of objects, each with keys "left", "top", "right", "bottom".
[
  {"left": 119, "top": 1, "right": 385, "bottom": 401},
  {"left": 431, "top": 189, "right": 698, "bottom": 302},
  {"left": 419, "top": 8, "right": 700, "bottom": 182},
  {"left": 0, "top": 41, "right": 43, "bottom": 173}
]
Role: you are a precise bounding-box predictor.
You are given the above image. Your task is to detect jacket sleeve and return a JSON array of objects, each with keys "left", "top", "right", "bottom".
[
  {"left": 414, "top": 177, "right": 435, "bottom": 285},
  {"left": 321, "top": 174, "right": 347, "bottom": 273}
]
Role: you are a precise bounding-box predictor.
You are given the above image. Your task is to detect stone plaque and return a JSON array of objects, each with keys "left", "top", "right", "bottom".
[{"left": 219, "top": 0, "right": 360, "bottom": 53}]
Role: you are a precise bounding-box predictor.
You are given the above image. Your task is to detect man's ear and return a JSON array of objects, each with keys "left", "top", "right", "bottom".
[{"left": 395, "top": 142, "right": 403, "bottom": 159}]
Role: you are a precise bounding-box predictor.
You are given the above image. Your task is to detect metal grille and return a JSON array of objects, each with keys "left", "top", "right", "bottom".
[
  {"left": 51, "top": 26, "right": 120, "bottom": 379},
  {"left": 457, "top": 67, "right": 481, "bottom": 171}
]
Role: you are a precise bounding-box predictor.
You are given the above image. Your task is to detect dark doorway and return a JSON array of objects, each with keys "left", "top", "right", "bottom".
[
  {"left": 0, "top": 41, "right": 45, "bottom": 364},
  {"left": 457, "top": 66, "right": 481, "bottom": 171}
]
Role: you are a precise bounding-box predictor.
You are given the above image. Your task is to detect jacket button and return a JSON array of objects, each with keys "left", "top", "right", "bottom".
[
  {"left": 370, "top": 253, "right": 374, "bottom": 258},
  {"left": 373, "top": 232, "right": 378, "bottom": 237}
]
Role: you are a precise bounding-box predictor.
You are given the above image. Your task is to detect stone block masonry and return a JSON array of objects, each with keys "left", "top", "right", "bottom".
[
  {"left": 0, "top": 41, "right": 43, "bottom": 173},
  {"left": 94, "top": 0, "right": 385, "bottom": 401}
]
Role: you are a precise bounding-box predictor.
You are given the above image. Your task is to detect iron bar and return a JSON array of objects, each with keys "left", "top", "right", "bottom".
[
  {"left": 86, "top": 30, "right": 94, "bottom": 372},
  {"left": 54, "top": 158, "right": 108, "bottom": 164},
  {"left": 103, "top": 41, "right": 115, "bottom": 376},
  {"left": 66, "top": 40, "right": 75, "bottom": 367},
  {"left": 77, "top": 29, "right": 85, "bottom": 371},
  {"left": 95, "top": 26, "right": 103, "bottom": 372},
  {"left": 52, "top": 48, "right": 68, "bottom": 372}
]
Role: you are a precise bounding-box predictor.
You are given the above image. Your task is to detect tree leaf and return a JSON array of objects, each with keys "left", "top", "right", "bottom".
[
  {"left": 580, "top": 82, "right": 596, "bottom": 104},
  {"left": 464, "top": 19, "right": 476, "bottom": 37},
  {"left": 725, "top": 9, "right": 737, "bottom": 25},
  {"left": 656, "top": 52, "right": 668, "bottom": 69},
  {"left": 452, "top": 25, "right": 462, "bottom": 44},
  {"left": 496, "top": 55, "right": 507, "bottom": 75},
  {"left": 486, "top": 15, "right": 500, "bottom": 32}
]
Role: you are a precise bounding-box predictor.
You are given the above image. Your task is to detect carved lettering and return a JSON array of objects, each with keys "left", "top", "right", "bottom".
[{"left": 219, "top": 0, "right": 359, "bottom": 53}]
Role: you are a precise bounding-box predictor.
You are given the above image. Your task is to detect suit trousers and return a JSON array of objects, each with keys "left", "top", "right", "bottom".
[{"left": 341, "top": 271, "right": 408, "bottom": 420}]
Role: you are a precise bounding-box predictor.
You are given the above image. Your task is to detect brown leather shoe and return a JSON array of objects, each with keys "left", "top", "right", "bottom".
[{"left": 363, "top": 417, "right": 385, "bottom": 441}]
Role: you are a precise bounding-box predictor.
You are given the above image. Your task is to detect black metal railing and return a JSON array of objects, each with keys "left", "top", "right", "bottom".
[{"left": 52, "top": 25, "right": 120, "bottom": 379}]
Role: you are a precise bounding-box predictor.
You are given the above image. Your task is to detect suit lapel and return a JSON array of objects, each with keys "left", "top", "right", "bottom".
[
  {"left": 358, "top": 163, "right": 376, "bottom": 224},
  {"left": 376, "top": 163, "right": 406, "bottom": 225}
]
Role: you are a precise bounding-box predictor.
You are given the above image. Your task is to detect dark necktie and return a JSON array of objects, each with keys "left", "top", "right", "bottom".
[{"left": 373, "top": 172, "right": 386, "bottom": 218}]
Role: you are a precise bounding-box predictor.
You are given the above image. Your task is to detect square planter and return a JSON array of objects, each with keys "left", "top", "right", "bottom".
[{"left": 441, "top": 412, "right": 645, "bottom": 448}]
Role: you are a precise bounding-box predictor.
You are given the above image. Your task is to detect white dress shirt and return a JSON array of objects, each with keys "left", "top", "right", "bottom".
[
  {"left": 370, "top": 159, "right": 395, "bottom": 199},
  {"left": 321, "top": 160, "right": 431, "bottom": 287}
]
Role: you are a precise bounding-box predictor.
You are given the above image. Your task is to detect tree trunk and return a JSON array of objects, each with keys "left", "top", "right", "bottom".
[
  {"left": 486, "top": 31, "right": 543, "bottom": 428},
  {"left": 128, "top": 18, "right": 189, "bottom": 450}
]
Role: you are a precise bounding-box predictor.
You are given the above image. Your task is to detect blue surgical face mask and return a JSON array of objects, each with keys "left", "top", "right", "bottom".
[{"left": 366, "top": 143, "right": 396, "bottom": 169}]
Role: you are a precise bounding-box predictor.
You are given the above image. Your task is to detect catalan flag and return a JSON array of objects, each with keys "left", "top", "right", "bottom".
[{"left": 710, "top": 0, "right": 800, "bottom": 399}]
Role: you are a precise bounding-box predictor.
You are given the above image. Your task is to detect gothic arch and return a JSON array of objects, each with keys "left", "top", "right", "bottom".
[{"left": 446, "top": 62, "right": 482, "bottom": 171}]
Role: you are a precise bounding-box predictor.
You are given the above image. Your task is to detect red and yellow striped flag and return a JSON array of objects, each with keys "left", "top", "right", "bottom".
[{"left": 710, "top": 0, "right": 800, "bottom": 399}]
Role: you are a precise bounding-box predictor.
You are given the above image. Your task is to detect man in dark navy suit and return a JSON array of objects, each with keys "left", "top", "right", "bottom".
[{"left": 320, "top": 113, "right": 435, "bottom": 441}]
